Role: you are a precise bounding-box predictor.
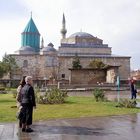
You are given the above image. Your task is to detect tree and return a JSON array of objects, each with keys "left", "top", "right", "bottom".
[
  {"left": 89, "top": 60, "right": 108, "bottom": 69},
  {"left": 0, "top": 62, "right": 6, "bottom": 78},
  {"left": 72, "top": 54, "right": 82, "bottom": 69},
  {"left": 1, "top": 54, "right": 18, "bottom": 79}
]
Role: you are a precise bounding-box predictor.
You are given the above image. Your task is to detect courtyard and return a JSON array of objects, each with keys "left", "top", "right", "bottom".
[
  {"left": 0, "top": 114, "right": 140, "bottom": 140},
  {"left": 0, "top": 89, "right": 140, "bottom": 139}
]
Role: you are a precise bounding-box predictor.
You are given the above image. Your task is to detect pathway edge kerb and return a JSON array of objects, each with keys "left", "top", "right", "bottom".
[{"left": 1, "top": 113, "right": 140, "bottom": 124}]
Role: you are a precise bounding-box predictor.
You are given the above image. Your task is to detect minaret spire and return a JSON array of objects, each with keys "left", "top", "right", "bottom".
[
  {"left": 62, "top": 13, "right": 65, "bottom": 24},
  {"left": 41, "top": 37, "right": 44, "bottom": 49},
  {"left": 60, "top": 13, "right": 67, "bottom": 39}
]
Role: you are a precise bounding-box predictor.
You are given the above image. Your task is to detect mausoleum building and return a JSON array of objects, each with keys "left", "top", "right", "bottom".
[{"left": 10, "top": 14, "right": 131, "bottom": 86}]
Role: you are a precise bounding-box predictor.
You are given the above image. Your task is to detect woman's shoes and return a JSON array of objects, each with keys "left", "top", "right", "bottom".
[
  {"left": 26, "top": 128, "right": 34, "bottom": 133},
  {"left": 22, "top": 128, "right": 26, "bottom": 132},
  {"left": 22, "top": 128, "right": 34, "bottom": 133}
]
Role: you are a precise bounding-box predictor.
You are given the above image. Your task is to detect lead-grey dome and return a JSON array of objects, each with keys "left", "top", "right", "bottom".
[
  {"left": 19, "top": 46, "right": 35, "bottom": 52},
  {"left": 48, "top": 43, "right": 54, "bottom": 47},
  {"left": 69, "top": 32, "right": 94, "bottom": 38},
  {"left": 15, "top": 46, "right": 36, "bottom": 55},
  {"left": 41, "top": 43, "right": 56, "bottom": 52}
]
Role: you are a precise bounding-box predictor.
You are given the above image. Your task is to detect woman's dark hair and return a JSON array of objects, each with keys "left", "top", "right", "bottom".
[{"left": 19, "top": 76, "right": 26, "bottom": 87}]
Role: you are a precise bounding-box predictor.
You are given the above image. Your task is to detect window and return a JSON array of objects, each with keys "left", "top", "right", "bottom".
[
  {"left": 82, "top": 39, "right": 87, "bottom": 46},
  {"left": 23, "top": 60, "right": 28, "bottom": 67},
  {"left": 62, "top": 74, "right": 65, "bottom": 79},
  {"left": 46, "top": 56, "right": 58, "bottom": 67}
]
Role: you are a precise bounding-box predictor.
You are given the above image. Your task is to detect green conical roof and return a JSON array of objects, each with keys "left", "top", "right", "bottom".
[
  {"left": 21, "top": 17, "right": 40, "bottom": 52},
  {"left": 23, "top": 17, "right": 40, "bottom": 34}
]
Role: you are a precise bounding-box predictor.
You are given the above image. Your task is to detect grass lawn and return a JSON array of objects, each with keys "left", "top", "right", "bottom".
[{"left": 0, "top": 93, "right": 140, "bottom": 122}]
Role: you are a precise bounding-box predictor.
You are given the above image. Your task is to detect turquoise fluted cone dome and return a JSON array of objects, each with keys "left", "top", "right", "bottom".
[{"left": 21, "top": 17, "right": 40, "bottom": 52}]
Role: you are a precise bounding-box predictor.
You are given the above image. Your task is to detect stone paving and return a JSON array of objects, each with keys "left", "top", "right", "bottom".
[{"left": 1, "top": 113, "right": 140, "bottom": 140}]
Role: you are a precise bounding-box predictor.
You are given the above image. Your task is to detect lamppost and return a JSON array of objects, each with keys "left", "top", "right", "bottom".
[{"left": 116, "top": 76, "right": 120, "bottom": 102}]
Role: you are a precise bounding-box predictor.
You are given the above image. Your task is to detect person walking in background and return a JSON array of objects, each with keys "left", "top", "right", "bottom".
[
  {"left": 130, "top": 78, "right": 137, "bottom": 100},
  {"left": 20, "top": 76, "right": 36, "bottom": 133},
  {"left": 16, "top": 76, "right": 26, "bottom": 128}
]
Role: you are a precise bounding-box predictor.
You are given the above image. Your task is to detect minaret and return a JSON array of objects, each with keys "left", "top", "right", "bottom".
[
  {"left": 40, "top": 37, "right": 44, "bottom": 49},
  {"left": 60, "top": 13, "right": 67, "bottom": 39},
  {"left": 21, "top": 13, "right": 40, "bottom": 52}
]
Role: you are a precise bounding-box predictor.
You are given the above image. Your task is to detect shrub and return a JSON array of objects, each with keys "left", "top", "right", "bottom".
[
  {"left": 0, "top": 87, "right": 5, "bottom": 91},
  {"left": 116, "top": 99, "right": 137, "bottom": 108},
  {"left": 93, "top": 88, "right": 106, "bottom": 102},
  {"left": 89, "top": 60, "right": 108, "bottom": 69},
  {"left": 11, "top": 81, "right": 19, "bottom": 88},
  {"left": 0, "top": 87, "right": 7, "bottom": 94},
  {"left": 35, "top": 87, "right": 41, "bottom": 103},
  {"left": 37, "top": 88, "right": 68, "bottom": 104}
]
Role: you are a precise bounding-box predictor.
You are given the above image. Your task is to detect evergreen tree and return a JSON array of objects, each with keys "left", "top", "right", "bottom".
[
  {"left": 72, "top": 54, "right": 82, "bottom": 69},
  {"left": 0, "top": 54, "right": 18, "bottom": 79},
  {"left": 0, "top": 62, "right": 5, "bottom": 78}
]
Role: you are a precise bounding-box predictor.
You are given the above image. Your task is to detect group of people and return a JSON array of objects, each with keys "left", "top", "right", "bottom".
[{"left": 16, "top": 76, "right": 36, "bottom": 133}]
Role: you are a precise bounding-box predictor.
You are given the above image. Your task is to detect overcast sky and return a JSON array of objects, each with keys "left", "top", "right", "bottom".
[{"left": 0, "top": 0, "right": 140, "bottom": 70}]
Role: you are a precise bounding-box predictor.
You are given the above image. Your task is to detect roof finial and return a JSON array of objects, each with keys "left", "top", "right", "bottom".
[{"left": 31, "top": 11, "right": 32, "bottom": 18}]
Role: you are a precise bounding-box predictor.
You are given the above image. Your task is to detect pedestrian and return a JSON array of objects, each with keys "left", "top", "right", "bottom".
[
  {"left": 20, "top": 76, "right": 36, "bottom": 133},
  {"left": 130, "top": 78, "right": 137, "bottom": 100},
  {"left": 16, "top": 76, "right": 26, "bottom": 128}
]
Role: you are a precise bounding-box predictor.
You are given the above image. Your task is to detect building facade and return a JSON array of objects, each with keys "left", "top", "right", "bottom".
[{"left": 10, "top": 14, "right": 131, "bottom": 86}]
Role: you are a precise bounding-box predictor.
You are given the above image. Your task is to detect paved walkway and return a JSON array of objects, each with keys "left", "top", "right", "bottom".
[{"left": 1, "top": 113, "right": 140, "bottom": 140}]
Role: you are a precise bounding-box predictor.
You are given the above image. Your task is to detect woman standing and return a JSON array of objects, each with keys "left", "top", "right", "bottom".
[{"left": 16, "top": 76, "right": 26, "bottom": 128}]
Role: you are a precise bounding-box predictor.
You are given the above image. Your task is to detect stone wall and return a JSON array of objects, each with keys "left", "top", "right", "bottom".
[
  {"left": 58, "top": 56, "right": 130, "bottom": 81},
  {"left": 11, "top": 54, "right": 58, "bottom": 80},
  {"left": 10, "top": 53, "right": 130, "bottom": 83},
  {"left": 70, "top": 69, "right": 106, "bottom": 84},
  {"left": 106, "top": 67, "right": 118, "bottom": 83}
]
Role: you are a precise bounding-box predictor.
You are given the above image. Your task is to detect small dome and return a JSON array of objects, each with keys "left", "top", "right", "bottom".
[
  {"left": 19, "top": 46, "right": 35, "bottom": 52},
  {"left": 48, "top": 43, "right": 54, "bottom": 47},
  {"left": 69, "top": 32, "right": 94, "bottom": 38},
  {"left": 15, "top": 46, "right": 36, "bottom": 54},
  {"left": 41, "top": 43, "right": 56, "bottom": 52}
]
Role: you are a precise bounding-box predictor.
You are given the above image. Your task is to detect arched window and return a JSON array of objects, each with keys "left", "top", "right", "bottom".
[
  {"left": 45, "top": 56, "right": 58, "bottom": 67},
  {"left": 23, "top": 60, "right": 28, "bottom": 67},
  {"left": 62, "top": 74, "right": 65, "bottom": 79}
]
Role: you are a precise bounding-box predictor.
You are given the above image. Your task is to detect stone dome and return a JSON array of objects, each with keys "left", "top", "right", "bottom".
[
  {"left": 48, "top": 43, "right": 54, "bottom": 47},
  {"left": 69, "top": 32, "right": 94, "bottom": 38},
  {"left": 41, "top": 43, "right": 57, "bottom": 54},
  {"left": 19, "top": 46, "right": 35, "bottom": 52},
  {"left": 15, "top": 46, "right": 36, "bottom": 54},
  {"left": 41, "top": 43, "right": 56, "bottom": 52}
]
